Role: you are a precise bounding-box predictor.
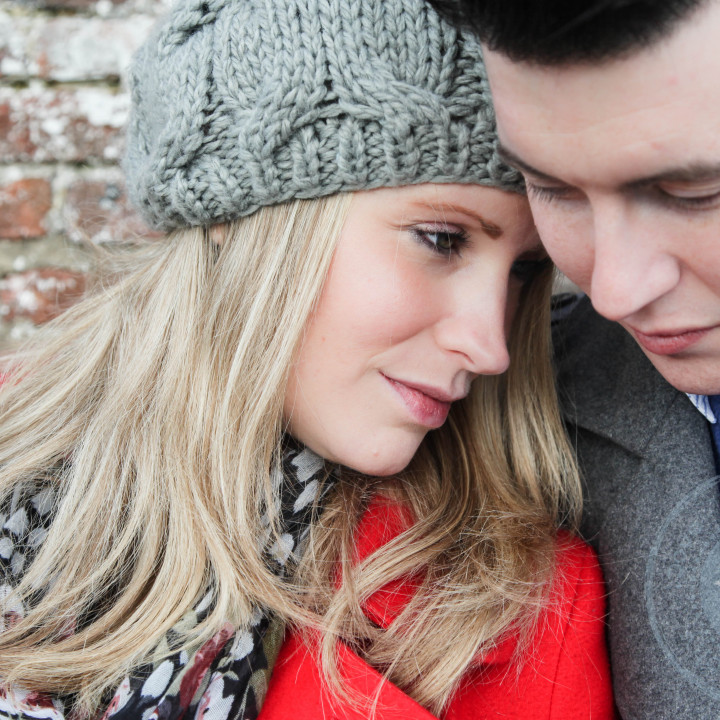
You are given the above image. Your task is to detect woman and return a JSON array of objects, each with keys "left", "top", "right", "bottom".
[{"left": 0, "top": 0, "right": 613, "bottom": 718}]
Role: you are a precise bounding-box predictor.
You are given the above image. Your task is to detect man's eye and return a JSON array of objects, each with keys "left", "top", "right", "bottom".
[
  {"left": 411, "top": 227, "right": 469, "bottom": 256},
  {"left": 525, "top": 182, "right": 572, "bottom": 204},
  {"left": 657, "top": 182, "right": 720, "bottom": 210}
]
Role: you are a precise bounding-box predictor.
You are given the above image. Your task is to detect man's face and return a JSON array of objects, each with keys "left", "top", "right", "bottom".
[{"left": 484, "top": 1, "right": 720, "bottom": 394}]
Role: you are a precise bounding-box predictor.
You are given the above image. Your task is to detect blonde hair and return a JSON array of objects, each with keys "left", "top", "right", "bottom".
[
  {"left": 0, "top": 191, "right": 579, "bottom": 716},
  {"left": 0, "top": 194, "right": 352, "bottom": 710}
]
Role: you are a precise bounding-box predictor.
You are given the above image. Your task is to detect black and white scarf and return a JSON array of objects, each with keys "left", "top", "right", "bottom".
[{"left": 0, "top": 441, "right": 338, "bottom": 720}]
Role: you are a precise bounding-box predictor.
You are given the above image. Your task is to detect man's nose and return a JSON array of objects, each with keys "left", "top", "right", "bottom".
[
  {"left": 588, "top": 202, "right": 680, "bottom": 322},
  {"left": 432, "top": 274, "right": 511, "bottom": 376}
]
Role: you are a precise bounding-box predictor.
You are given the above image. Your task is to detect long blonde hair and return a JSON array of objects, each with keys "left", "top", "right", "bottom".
[
  {"left": 0, "top": 190, "right": 579, "bottom": 715},
  {"left": 0, "top": 194, "right": 351, "bottom": 709}
]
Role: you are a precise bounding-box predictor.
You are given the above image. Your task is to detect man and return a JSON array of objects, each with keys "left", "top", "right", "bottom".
[{"left": 430, "top": 1, "right": 720, "bottom": 717}]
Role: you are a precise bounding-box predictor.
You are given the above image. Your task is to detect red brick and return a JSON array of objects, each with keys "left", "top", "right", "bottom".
[
  {"left": 0, "top": 268, "right": 86, "bottom": 325},
  {"left": 65, "top": 177, "right": 162, "bottom": 244},
  {"left": 0, "top": 87, "right": 127, "bottom": 164},
  {"left": 0, "top": 179, "right": 53, "bottom": 240}
]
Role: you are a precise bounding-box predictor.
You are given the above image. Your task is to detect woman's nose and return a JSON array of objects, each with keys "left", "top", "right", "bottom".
[{"left": 432, "top": 277, "right": 511, "bottom": 376}]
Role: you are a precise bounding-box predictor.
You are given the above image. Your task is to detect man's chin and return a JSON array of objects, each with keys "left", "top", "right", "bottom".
[{"left": 639, "top": 348, "right": 720, "bottom": 396}]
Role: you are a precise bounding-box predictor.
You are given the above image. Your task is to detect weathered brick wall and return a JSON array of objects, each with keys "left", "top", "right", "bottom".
[{"left": 0, "top": 0, "right": 170, "bottom": 345}]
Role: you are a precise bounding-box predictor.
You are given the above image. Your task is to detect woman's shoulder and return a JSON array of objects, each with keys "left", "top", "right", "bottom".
[
  {"left": 354, "top": 499, "right": 605, "bottom": 609},
  {"left": 555, "top": 528, "right": 600, "bottom": 560},
  {"left": 523, "top": 530, "right": 607, "bottom": 659},
  {"left": 356, "top": 499, "right": 604, "bottom": 588},
  {"left": 552, "top": 530, "right": 606, "bottom": 605},
  {"left": 448, "top": 533, "right": 613, "bottom": 718},
  {"left": 467, "top": 531, "right": 605, "bottom": 667}
]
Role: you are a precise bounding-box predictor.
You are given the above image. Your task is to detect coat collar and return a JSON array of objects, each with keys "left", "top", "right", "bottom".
[{"left": 553, "top": 296, "right": 705, "bottom": 459}]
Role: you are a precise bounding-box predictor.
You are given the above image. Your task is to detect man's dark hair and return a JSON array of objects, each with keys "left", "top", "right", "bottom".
[{"left": 428, "top": 0, "right": 709, "bottom": 64}]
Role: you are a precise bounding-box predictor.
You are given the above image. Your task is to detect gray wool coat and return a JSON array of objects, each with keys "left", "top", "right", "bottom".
[{"left": 553, "top": 295, "right": 720, "bottom": 720}]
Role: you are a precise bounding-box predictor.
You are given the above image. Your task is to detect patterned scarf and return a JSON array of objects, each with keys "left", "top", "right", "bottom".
[{"left": 0, "top": 441, "right": 338, "bottom": 720}]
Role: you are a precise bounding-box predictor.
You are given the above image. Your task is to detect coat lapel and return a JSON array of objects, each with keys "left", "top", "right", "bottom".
[
  {"left": 555, "top": 294, "right": 688, "bottom": 458},
  {"left": 555, "top": 297, "right": 720, "bottom": 719}
]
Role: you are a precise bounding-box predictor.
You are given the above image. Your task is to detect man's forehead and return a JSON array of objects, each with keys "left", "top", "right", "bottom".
[
  {"left": 485, "top": 44, "right": 714, "bottom": 127},
  {"left": 483, "top": 11, "right": 720, "bottom": 188}
]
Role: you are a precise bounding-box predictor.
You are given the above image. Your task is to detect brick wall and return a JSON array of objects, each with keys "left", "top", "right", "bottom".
[{"left": 0, "top": 0, "right": 169, "bottom": 345}]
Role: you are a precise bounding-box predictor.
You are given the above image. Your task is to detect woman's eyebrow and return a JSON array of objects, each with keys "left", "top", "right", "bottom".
[{"left": 405, "top": 201, "right": 504, "bottom": 238}]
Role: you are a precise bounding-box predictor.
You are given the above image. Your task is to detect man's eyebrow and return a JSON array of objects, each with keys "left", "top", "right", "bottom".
[
  {"left": 499, "top": 143, "right": 720, "bottom": 190},
  {"left": 406, "top": 201, "right": 503, "bottom": 238},
  {"left": 496, "top": 144, "right": 562, "bottom": 182},
  {"left": 622, "top": 163, "right": 720, "bottom": 189}
]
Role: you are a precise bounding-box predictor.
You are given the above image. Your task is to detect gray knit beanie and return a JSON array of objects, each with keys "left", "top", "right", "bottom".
[{"left": 125, "top": 0, "right": 523, "bottom": 231}]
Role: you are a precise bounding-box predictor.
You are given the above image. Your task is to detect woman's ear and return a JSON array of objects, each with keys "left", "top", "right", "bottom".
[{"left": 208, "top": 223, "right": 229, "bottom": 245}]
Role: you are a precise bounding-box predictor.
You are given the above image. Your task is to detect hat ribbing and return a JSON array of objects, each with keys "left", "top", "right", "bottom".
[{"left": 125, "top": 0, "right": 522, "bottom": 231}]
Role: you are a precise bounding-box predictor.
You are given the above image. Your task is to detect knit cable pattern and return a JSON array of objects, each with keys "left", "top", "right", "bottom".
[{"left": 125, "top": 0, "right": 523, "bottom": 231}]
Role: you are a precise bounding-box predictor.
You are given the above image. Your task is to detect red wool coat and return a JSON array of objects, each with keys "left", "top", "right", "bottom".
[{"left": 260, "top": 497, "right": 616, "bottom": 719}]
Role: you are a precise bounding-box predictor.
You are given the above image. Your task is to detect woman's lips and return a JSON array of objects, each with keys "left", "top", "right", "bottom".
[
  {"left": 383, "top": 375, "right": 453, "bottom": 428},
  {"left": 632, "top": 326, "right": 712, "bottom": 356}
]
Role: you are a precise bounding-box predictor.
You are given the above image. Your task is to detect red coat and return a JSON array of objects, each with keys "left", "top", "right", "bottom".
[{"left": 261, "top": 497, "right": 616, "bottom": 719}]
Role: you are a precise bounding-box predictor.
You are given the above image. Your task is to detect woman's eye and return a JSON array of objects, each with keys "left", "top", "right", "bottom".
[
  {"left": 411, "top": 227, "right": 469, "bottom": 256},
  {"left": 511, "top": 256, "right": 552, "bottom": 284}
]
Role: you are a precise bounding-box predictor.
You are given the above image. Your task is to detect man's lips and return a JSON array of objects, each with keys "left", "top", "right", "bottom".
[
  {"left": 382, "top": 375, "right": 464, "bottom": 428},
  {"left": 631, "top": 325, "right": 715, "bottom": 356}
]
